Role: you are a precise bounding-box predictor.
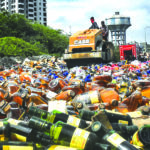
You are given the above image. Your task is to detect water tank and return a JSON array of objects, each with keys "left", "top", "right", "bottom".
[{"left": 105, "top": 12, "right": 131, "bottom": 45}]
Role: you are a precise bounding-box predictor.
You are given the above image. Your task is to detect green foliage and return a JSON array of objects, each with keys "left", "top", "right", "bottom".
[
  {"left": 0, "top": 10, "right": 69, "bottom": 56},
  {"left": 0, "top": 37, "right": 41, "bottom": 57}
]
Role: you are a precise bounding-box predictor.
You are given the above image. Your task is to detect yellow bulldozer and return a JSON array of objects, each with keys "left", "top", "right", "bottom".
[{"left": 63, "top": 29, "right": 114, "bottom": 68}]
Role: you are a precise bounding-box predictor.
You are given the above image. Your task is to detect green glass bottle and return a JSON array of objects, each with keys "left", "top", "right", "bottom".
[
  {"left": 28, "top": 116, "right": 99, "bottom": 150},
  {"left": 132, "top": 125, "right": 150, "bottom": 148},
  {"left": 91, "top": 121, "right": 139, "bottom": 150},
  {"left": 28, "top": 106, "right": 88, "bottom": 128}
]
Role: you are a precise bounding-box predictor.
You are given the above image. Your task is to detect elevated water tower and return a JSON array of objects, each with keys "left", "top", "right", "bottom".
[{"left": 105, "top": 12, "right": 131, "bottom": 45}]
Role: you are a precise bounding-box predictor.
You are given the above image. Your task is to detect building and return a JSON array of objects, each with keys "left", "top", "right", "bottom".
[
  {"left": 0, "top": 0, "right": 47, "bottom": 26},
  {"left": 105, "top": 12, "right": 131, "bottom": 46}
]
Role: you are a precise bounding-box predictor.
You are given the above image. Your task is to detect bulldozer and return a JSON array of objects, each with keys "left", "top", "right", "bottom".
[{"left": 63, "top": 29, "right": 114, "bottom": 68}]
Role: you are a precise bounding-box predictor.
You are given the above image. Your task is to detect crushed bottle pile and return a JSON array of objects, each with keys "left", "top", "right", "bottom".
[{"left": 0, "top": 55, "right": 149, "bottom": 150}]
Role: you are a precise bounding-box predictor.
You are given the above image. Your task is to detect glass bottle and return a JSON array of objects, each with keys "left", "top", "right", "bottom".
[
  {"left": 28, "top": 106, "right": 88, "bottom": 129},
  {"left": 72, "top": 90, "right": 101, "bottom": 105},
  {"left": 55, "top": 90, "right": 76, "bottom": 101},
  {"left": 91, "top": 121, "right": 138, "bottom": 150},
  {"left": 28, "top": 116, "right": 99, "bottom": 150},
  {"left": 0, "top": 100, "right": 22, "bottom": 119},
  {"left": 132, "top": 125, "right": 150, "bottom": 148}
]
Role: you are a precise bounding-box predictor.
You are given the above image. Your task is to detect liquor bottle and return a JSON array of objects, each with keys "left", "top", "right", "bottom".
[
  {"left": 79, "top": 109, "right": 148, "bottom": 126},
  {"left": 28, "top": 116, "right": 99, "bottom": 150},
  {"left": 99, "top": 88, "right": 119, "bottom": 108},
  {"left": 2, "top": 123, "right": 51, "bottom": 146},
  {"left": 111, "top": 123, "right": 138, "bottom": 140},
  {"left": 121, "top": 90, "right": 143, "bottom": 112},
  {"left": 28, "top": 106, "right": 88, "bottom": 128},
  {"left": 62, "top": 85, "right": 84, "bottom": 95},
  {"left": 0, "top": 88, "right": 7, "bottom": 101},
  {"left": 0, "top": 100, "right": 22, "bottom": 119},
  {"left": 0, "top": 80, "right": 20, "bottom": 94},
  {"left": 55, "top": 90, "right": 76, "bottom": 101},
  {"left": 92, "top": 75, "right": 112, "bottom": 83},
  {"left": 48, "top": 78, "right": 68, "bottom": 93},
  {"left": 0, "top": 141, "right": 38, "bottom": 150},
  {"left": 132, "top": 125, "right": 150, "bottom": 148},
  {"left": 22, "top": 92, "right": 48, "bottom": 106},
  {"left": 72, "top": 90, "right": 101, "bottom": 104},
  {"left": 91, "top": 121, "right": 138, "bottom": 150}
]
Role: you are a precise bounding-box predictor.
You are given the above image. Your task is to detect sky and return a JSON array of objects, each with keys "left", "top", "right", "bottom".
[{"left": 47, "top": 0, "right": 150, "bottom": 43}]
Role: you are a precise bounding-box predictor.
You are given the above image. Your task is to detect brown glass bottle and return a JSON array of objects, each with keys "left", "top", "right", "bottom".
[
  {"left": 55, "top": 90, "right": 76, "bottom": 101},
  {"left": 72, "top": 90, "right": 101, "bottom": 104},
  {"left": 0, "top": 100, "right": 22, "bottom": 119},
  {"left": 49, "top": 78, "right": 68, "bottom": 93}
]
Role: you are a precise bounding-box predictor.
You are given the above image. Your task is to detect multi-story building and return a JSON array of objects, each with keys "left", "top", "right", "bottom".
[{"left": 0, "top": 0, "right": 47, "bottom": 26}]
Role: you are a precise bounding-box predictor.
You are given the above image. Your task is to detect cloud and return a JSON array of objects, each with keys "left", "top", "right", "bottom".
[{"left": 47, "top": 0, "right": 150, "bottom": 43}]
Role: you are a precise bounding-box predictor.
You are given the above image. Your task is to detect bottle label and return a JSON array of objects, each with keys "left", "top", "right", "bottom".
[
  {"left": 90, "top": 91, "right": 99, "bottom": 104},
  {"left": 118, "top": 120, "right": 128, "bottom": 124},
  {"left": 132, "top": 131, "right": 144, "bottom": 147},
  {"left": 0, "top": 135, "right": 7, "bottom": 141},
  {"left": 11, "top": 133, "right": 27, "bottom": 142},
  {"left": 107, "top": 132, "right": 126, "bottom": 147},
  {"left": 49, "top": 145, "right": 79, "bottom": 150},
  {"left": 70, "top": 128, "right": 90, "bottom": 149},
  {"left": 7, "top": 118, "right": 22, "bottom": 125},
  {"left": 3, "top": 146, "right": 33, "bottom": 150},
  {"left": 127, "top": 111, "right": 143, "bottom": 118},
  {"left": 3, "top": 104, "right": 11, "bottom": 113},
  {"left": 67, "top": 116, "right": 80, "bottom": 127}
]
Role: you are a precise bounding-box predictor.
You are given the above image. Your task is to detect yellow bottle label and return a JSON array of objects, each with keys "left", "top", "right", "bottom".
[
  {"left": 3, "top": 146, "right": 33, "bottom": 150},
  {"left": 107, "top": 132, "right": 126, "bottom": 147},
  {"left": 132, "top": 131, "right": 144, "bottom": 147},
  {"left": 47, "top": 114, "right": 55, "bottom": 123},
  {"left": 127, "top": 111, "right": 143, "bottom": 118},
  {"left": 70, "top": 128, "right": 90, "bottom": 149},
  {"left": 90, "top": 91, "right": 99, "bottom": 104},
  {"left": 3, "top": 104, "right": 11, "bottom": 112},
  {"left": 0, "top": 122, "right": 4, "bottom": 127},
  {"left": 118, "top": 120, "right": 128, "bottom": 124},
  {"left": 49, "top": 145, "right": 80, "bottom": 150},
  {"left": 52, "top": 125, "right": 62, "bottom": 142},
  {"left": 7, "top": 118, "right": 22, "bottom": 125},
  {"left": 11, "top": 133, "right": 27, "bottom": 142},
  {"left": 67, "top": 116, "right": 80, "bottom": 127},
  {"left": 0, "top": 134, "right": 7, "bottom": 141}
]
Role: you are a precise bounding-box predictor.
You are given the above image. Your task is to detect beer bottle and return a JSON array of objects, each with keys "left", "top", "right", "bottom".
[
  {"left": 28, "top": 116, "right": 99, "bottom": 150},
  {"left": 91, "top": 121, "right": 138, "bottom": 150},
  {"left": 28, "top": 106, "right": 88, "bottom": 128},
  {"left": 132, "top": 125, "right": 150, "bottom": 148}
]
